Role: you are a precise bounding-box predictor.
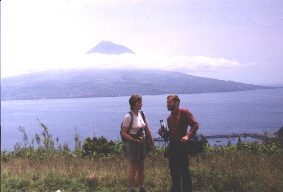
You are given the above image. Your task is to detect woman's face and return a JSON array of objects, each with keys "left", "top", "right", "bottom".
[{"left": 134, "top": 100, "right": 142, "bottom": 110}]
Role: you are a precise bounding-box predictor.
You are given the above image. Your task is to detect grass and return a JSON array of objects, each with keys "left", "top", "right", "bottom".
[
  {"left": 1, "top": 151, "right": 282, "bottom": 192},
  {"left": 1, "top": 123, "right": 283, "bottom": 192}
]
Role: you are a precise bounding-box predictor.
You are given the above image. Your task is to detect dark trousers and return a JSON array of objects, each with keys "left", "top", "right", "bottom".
[{"left": 168, "top": 142, "right": 192, "bottom": 192}]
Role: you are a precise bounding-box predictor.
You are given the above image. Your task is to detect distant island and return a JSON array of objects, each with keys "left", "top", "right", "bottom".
[{"left": 1, "top": 69, "right": 274, "bottom": 100}]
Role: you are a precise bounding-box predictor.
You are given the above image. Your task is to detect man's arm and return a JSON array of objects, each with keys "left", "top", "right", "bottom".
[
  {"left": 180, "top": 109, "right": 199, "bottom": 143},
  {"left": 186, "top": 110, "right": 199, "bottom": 137}
]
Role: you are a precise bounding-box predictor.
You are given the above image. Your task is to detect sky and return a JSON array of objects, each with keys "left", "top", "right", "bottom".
[{"left": 1, "top": 0, "right": 283, "bottom": 85}]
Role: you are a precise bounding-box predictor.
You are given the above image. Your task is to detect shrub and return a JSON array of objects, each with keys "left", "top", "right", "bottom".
[
  {"left": 82, "top": 136, "right": 124, "bottom": 157},
  {"left": 277, "top": 126, "right": 283, "bottom": 137}
]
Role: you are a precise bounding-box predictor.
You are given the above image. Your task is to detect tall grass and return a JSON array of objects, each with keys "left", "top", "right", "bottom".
[{"left": 1, "top": 123, "right": 282, "bottom": 192}]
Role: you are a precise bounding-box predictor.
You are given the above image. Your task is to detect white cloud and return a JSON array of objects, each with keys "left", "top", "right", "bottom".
[
  {"left": 78, "top": 54, "right": 240, "bottom": 70},
  {"left": 1, "top": 53, "right": 240, "bottom": 77}
]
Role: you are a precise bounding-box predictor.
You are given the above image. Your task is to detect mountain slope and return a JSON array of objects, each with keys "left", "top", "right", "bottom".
[
  {"left": 1, "top": 69, "right": 273, "bottom": 100},
  {"left": 86, "top": 41, "right": 135, "bottom": 55}
]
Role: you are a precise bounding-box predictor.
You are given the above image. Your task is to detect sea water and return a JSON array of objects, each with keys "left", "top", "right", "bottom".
[{"left": 1, "top": 88, "right": 283, "bottom": 151}]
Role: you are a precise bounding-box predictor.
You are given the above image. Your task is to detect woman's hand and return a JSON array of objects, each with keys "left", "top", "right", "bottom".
[{"left": 133, "top": 137, "right": 143, "bottom": 143}]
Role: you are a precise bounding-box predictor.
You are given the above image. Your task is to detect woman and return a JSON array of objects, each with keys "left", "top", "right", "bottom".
[{"left": 121, "top": 94, "right": 154, "bottom": 192}]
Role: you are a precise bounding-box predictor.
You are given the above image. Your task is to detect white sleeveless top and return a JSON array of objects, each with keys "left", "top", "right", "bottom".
[{"left": 122, "top": 111, "right": 148, "bottom": 135}]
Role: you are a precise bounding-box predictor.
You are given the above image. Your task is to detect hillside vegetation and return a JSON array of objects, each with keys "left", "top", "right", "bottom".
[
  {"left": 1, "top": 69, "right": 273, "bottom": 100},
  {"left": 1, "top": 123, "right": 282, "bottom": 192}
]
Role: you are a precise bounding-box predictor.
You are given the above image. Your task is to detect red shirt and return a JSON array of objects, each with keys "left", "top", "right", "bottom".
[{"left": 167, "top": 107, "right": 199, "bottom": 141}]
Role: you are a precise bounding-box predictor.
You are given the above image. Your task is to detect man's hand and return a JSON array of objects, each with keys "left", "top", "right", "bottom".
[
  {"left": 181, "top": 135, "right": 190, "bottom": 143},
  {"left": 158, "top": 128, "right": 164, "bottom": 135}
]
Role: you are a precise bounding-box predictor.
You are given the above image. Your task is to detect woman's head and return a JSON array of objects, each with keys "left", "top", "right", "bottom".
[{"left": 129, "top": 94, "right": 142, "bottom": 110}]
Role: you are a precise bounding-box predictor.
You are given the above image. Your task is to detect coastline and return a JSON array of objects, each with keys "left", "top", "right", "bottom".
[{"left": 153, "top": 132, "right": 277, "bottom": 142}]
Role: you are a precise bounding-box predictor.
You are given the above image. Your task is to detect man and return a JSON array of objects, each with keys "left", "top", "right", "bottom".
[{"left": 165, "top": 94, "right": 199, "bottom": 192}]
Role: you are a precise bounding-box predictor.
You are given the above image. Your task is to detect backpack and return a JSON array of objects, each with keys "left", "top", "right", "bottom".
[
  {"left": 180, "top": 109, "right": 207, "bottom": 156},
  {"left": 185, "top": 134, "right": 207, "bottom": 156},
  {"left": 120, "top": 111, "right": 146, "bottom": 142}
]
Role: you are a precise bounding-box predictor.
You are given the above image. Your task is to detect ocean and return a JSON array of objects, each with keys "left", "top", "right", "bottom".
[{"left": 1, "top": 88, "right": 283, "bottom": 151}]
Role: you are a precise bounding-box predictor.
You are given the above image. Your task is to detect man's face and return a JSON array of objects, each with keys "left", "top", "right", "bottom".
[{"left": 167, "top": 98, "right": 177, "bottom": 111}]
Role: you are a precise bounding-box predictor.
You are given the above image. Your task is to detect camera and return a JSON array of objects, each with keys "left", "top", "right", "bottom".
[{"left": 131, "top": 128, "right": 144, "bottom": 142}]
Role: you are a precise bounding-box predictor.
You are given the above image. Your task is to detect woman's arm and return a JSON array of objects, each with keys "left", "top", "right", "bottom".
[
  {"left": 145, "top": 125, "right": 155, "bottom": 147},
  {"left": 121, "top": 126, "right": 142, "bottom": 143}
]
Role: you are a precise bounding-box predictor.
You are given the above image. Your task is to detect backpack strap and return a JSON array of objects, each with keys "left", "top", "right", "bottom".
[
  {"left": 127, "top": 111, "right": 134, "bottom": 133},
  {"left": 139, "top": 110, "right": 148, "bottom": 138},
  {"left": 139, "top": 110, "right": 146, "bottom": 124}
]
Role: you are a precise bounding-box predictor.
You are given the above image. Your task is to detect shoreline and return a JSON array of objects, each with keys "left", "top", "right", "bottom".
[{"left": 153, "top": 132, "right": 277, "bottom": 142}]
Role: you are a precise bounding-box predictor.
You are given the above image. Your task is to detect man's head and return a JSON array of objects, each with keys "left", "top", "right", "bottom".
[
  {"left": 167, "top": 94, "right": 180, "bottom": 111},
  {"left": 129, "top": 94, "right": 142, "bottom": 110}
]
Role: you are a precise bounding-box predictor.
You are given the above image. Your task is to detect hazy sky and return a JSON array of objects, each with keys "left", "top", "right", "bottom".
[{"left": 2, "top": 0, "right": 283, "bottom": 85}]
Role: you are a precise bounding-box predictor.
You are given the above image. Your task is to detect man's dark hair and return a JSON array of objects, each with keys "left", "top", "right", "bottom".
[
  {"left": 129, "top": 94, "right": 142, "bottom": 110},
  {"left": 167, "top": 94, "right": 180, "bottom": 106}
]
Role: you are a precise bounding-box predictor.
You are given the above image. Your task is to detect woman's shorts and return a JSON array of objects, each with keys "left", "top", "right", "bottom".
[{"left": 126, "top": 140, "right": 146, "bottom": 163}]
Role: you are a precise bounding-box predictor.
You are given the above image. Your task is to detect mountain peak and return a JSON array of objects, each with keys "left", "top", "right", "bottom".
[{"left": 87, "top": 40, "right": 135, "bottom": 55}]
